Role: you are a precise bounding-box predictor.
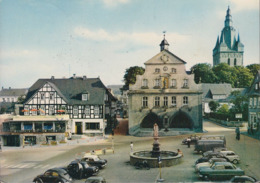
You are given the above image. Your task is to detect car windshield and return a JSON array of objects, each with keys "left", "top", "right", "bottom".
[{"left": 94, "top": 157, "right": 100, "bottom": 161}]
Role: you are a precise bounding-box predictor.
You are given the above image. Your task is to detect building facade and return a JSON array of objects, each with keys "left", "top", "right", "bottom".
[
  {"left": 1, "top": 76, "right": 117, "bottom": 146},
  {"left": 0, "top": 87, "right": 28, "bottom": 103},
  {"left": 247, "top": 70, "right": 260, "bottom": 136},
  {"left": 128, "top": 36, "right": 203, "bottom": 136},
  {"left": 213, "top": 7, "right": 244, "bottom": 67}
]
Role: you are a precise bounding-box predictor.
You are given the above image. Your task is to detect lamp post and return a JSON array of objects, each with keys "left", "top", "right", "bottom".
[
  {"left": 164, "top": 115, "right": 169, "bottom": 132},
  {"left": 157, "top": 156, "right": 164, "bottom": 182}
]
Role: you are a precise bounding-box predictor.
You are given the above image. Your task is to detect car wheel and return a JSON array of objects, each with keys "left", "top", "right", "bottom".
[
  {"left": 233, "top": 159, "right": 238, "bottom": 164},
  {"left": 35, "top": 179, "right": 43, "bottom": 183}
]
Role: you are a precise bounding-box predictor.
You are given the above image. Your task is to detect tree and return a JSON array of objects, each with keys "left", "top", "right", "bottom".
[
  {"left": 233, "top": 66, "right": 254, "bottom": 88},
  {"left": 17, "top": 95, "right": 26, "bottom": 104},
  {"left": 190, "top": 63, "right": 217, "bottom": 84},
  {"left": 229, "top": 90, "right": 248, "bottom": 121},
  {"left": 246, "top": 64, "right": 260, "bottom": 76},
  {"left": 212, "top": 63, "right": 236, "bottom": 86},
  {"left": 208, "top": 100, "right": 220, "bottom": 112},
  {"left": 217, "top": 104, "right": 229, "bottom": 114},
  {"left": 121, "top": 66, "right": 145, "bottom": 91}
]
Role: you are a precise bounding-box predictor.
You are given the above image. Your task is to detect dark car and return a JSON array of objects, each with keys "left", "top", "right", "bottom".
[
  {"left": 81, "top": 155, "right": 107, "bottom": 169},
  {"left": 182, "top": 135, "right": 200, "bottom": 145},
  {"left": 195, "top": 153, "right": 229, "bottom": 165},
  {"left": 230, "top": 175, "right": 257, "bottom": 183},
  {"left": 33, "top": 168, "right": 72, "bottom": 183},
  {"left": 85, "top": 176, "right": 107, "bottom": 183},
  {"left": 67, "top": 160, "right": 99, "bottom": 179}
]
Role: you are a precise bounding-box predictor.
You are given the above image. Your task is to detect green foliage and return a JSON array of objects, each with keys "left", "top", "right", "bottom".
[
  {"left": 217, "top": 104, "right": 229, "bottom": 114},
  {"left": 246, "top": 64, "right": 260, "bottom": 76},
  {"left": 121, "top": 66, "right": 145, "bottom": 91},
  {"left": 191, "top": 63, "right": 217, "bottom": 84},
  {"left": 229, "top": 90, "right": 249, "bottom": 121},
  {"left": 17, "top": 95, "right": 26, "bottom": 104},
  {"left": 208, "top": 100, "right": 220, "bottom": 112}
]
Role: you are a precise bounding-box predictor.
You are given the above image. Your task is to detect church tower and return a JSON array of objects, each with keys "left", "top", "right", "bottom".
[{"left": 213, "top": 6, "right": 244, "bottom": 66}]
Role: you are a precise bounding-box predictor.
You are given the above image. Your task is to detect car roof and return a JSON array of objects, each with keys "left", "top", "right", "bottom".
[
  {"left": 86, "top": 176, "right": 104, "bottom": 180},
  {"left": 213, "top": 162, "right": 233, "bottom": 166},
  {"left": 221, "top": 151, "right": 234, "bottom": 153}
]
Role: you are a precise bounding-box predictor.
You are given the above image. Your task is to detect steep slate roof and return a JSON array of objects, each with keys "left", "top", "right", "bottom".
[
  {"left": 201, "top": 83, "right": 232, "bottom": 99},
  {"left": 247, "top": 70, "right": 260, "bottom": 96},
  {"left": 25, "top": 77, "right": 109, "bottom": 105},
  {"left": 0, "top": 88, "right": 28, "bottom": 97}
]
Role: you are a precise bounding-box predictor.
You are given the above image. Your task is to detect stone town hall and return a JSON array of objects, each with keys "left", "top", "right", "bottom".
[{"left": 128, "top": 36, "right": 203, "bottom": 136}]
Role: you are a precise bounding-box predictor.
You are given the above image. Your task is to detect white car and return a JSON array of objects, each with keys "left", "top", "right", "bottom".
[
  {"left": 195, "top": 157, "right": 227, "bottom": 172},
  {"left": 220, "top": 151, "right": 240, "bottom": 164}
]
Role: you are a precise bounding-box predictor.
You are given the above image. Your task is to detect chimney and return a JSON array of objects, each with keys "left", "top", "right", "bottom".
[
  {"left": 73, "top": 74, "right": 76, "bottom": 79},
  {"left": 51, "top": 76, "right": 55, "bottom": 80},
  {"left": 83, "top": 75, "right": 87, "bottom": 80}
]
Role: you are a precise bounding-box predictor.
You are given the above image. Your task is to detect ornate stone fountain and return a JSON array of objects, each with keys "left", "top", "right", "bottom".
[{"left": 130, "top": 123, "right": 182, "bottom": 168}]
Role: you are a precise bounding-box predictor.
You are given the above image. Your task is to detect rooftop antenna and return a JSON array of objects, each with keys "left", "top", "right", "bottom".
[{"left": 163, "top": 31, "right": 166, "bottom": 39}]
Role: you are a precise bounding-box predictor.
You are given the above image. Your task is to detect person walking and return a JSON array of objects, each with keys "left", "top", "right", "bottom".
[
  {"left": 130, "top": 142, "right": 133, "bottom": 152},
  {"left": 187, "top": 137, "right": 191, "bottom": 148},
  {"left": 235, "top": 127, "right": 240, "bottom": 140}
]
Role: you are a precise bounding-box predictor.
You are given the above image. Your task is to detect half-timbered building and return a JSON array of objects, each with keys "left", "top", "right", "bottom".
[{"left": 1, "top": 75, "right": 117, "bottom": 146}]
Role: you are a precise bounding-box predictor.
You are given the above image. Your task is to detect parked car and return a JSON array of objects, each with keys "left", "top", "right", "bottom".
[
  {"left": 66, "top": 160, "right": 99, "bottom": 179},
  {"left": 220, "top": 151, "right": 240, "bottom": 164},
  {"left": 33, "top": 168, "right": 73, "bottom": 183},
  {"left": 203, "top": 147, "right": 228, "bottom": 157},
  {"left": 85, "top": 176, "right": 107, "bottom": 183},
  {"left": 229, "top": 175, "right": 257, "bottom": 183},
  {"left": 195, "top": 157, "right": 227, "bottom": 172},
  {"left": 195, "top": 153, "right": 228, "bottom": 165},
  {"left": 195, "top": 140, "right": 225, "bottom": 153},
  {"left": 198, "top": 162, "right": 244, "bottom": 180},
  {"left": 81, "top": 155, "right": 107, "bottom": 169},
  {"left": 182, "top": 135, "right": 200, "bottom": 145}
]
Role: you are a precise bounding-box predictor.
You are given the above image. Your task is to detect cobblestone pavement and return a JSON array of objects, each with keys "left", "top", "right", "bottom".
[{"left": 1, "top": 119, "right": 260, "bottom": 183}]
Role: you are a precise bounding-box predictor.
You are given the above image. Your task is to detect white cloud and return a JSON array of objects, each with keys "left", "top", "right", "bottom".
[
  {"left": 0, "top": 49, "right": 40, "bottom": 59},
  {"left": 102, "top": 0, "right": 129, "bottom": 7},
  {"left": 74, "top": 27, "right": 190, "bottom": 46},
  {"left": 230, "top": 0, "right": 259, "bottom": 12}
]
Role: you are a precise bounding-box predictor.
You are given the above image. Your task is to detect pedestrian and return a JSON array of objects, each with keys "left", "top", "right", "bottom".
[
  {"left": 235, "top": 127, "right": 240, "bottom": 140},
  {"left": 187, "top": 137, "right": 191, "bottom": 148},
  {"left": 177, "top": 149, "right": 183, "bottom": 157},
  {"left": 130, "top": 142, "right": 133, "bottom": 152}
]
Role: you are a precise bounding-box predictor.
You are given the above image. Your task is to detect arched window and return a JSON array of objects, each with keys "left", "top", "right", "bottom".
[{"left": 228, "top": 58, "right": 230, "bottom": 65}]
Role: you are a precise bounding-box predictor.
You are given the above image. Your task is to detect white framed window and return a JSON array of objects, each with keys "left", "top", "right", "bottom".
[
  {"left": 39, "top": 105, "right": 45, "bottom": 115},
  {"left": 183, "top": 79, "right": 188, "bottom": 87},
  {"left": 73, "top": 106, "right": 78, "bottom": 115},
  {"left": 49, "top": 105, "right": 55, "bottom": 115},
  {"left": 163, "top": 96, "right": 168, "bottom": 107},
  {"left": 82, "top": 93, "right": 88, "bottom": 101},
  {"left": 32, "top": 106, "right": 37, "bottom": 115},
  {"left": 170, "top": 79, "right": 177, "bottom": 87},
  {"left": 154, "top": 96, "right": 160, "bottom": 107},
  {"left": 183, "top": 96, "right": 188, "bottom": 105},
  {"left": 171, "top": 96, "right": 176, "bottom": 106},
  {"left": 155, "top": 68, "right": 160, "bottom": 73},
  {"left": 85, "top": 106, "right": 90, "bottom": 116},
  {"left": 40, "top": 93, "right": 45, "bottom": 100},
  {"left": 50, "top": 92, "right": 54, "bottom": 100},
  {"left": 155, "top": 79, "right": 160, "bottom": 87},
  {"left": 104, "top": 94, "right": 108, "bottom": 101},
  {"left": 24, "top": 106, "right": 29, "bottom": 115},
  {"left": 94, "top": 106, "right": 99, "bottom": 115},
  {"left": 171, "top": 68, "right": 176, "bottom": 73},
  {"left": 142, "top": 97, "right": 148, "bottom": 108},
  {"left": 255, "top": 83, "right": 259, "bottom": 90},
  {"left": 142, "top": 79, "right": 148, "bottom": 87}
]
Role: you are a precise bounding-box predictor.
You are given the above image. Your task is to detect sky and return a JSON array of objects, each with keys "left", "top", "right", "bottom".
[{"left": 0, "top": 0, "right": 259, "bottom": 89}]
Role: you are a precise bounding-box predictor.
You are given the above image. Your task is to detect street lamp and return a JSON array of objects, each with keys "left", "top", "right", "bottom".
[{"left": 164, "top": 115, "right": 169, "bottom": 132}]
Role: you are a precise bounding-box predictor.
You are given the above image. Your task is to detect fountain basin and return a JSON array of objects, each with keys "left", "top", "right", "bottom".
[{"left": 130, "top": 150, "right": 182, "bottom": 168}]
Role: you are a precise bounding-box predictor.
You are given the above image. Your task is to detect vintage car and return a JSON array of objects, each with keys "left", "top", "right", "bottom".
[
  {"left": 33, "top": 168, "right": 73, "bottom": 183},
  {"left": 202, "top": 148, "right": 228, "bottom": 157},
  {"left": 66, "top": 160, "right": 99, "bottom": 179},
  {"left": 198, "top": 162, "right": 244, "bottom": 180},
  {"left": 220, "top": 151, "right": 240, "bottom": 164},
  {"left": 195, "top": 153, "right": 228, "bottom": 165},
  {"left": 182, "top": 135, "right": 200, "bottom": 145},
  {"left": 81, "top": 154, "right": 107, "bottom": 169},
  {"left": 229, "top": 175, "right": 257, "bottom": 183},
  {"left": 85, "top": 176, "right": 107, "bottom": 183},
  {"left": 195, "top": 157, "right": 227, "bottom": 172},
  {"left": 195, "top": 140, "right": 225, "bottom": 153}
]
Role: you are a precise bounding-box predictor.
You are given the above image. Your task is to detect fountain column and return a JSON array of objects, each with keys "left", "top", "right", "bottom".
[{"left": 151, "top": 123, "right": 161, "bottom": 157}]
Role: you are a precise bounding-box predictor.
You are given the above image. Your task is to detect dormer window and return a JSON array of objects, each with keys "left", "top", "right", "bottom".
[{"left": 82, "top": 93, "right": 89, "bottom": 101}]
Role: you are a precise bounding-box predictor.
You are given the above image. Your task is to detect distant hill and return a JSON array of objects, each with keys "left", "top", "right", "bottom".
[{"left": 107, "top": 85, "right": 123, "bottom": 96}]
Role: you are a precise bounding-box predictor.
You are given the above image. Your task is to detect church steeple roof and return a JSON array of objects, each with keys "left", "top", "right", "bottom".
[
  {"left": 225, "top": 6, "right": 233, "bottom": 27},
  {"left": 160, "top": 33, "right": 169, "bottom": 51}
]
